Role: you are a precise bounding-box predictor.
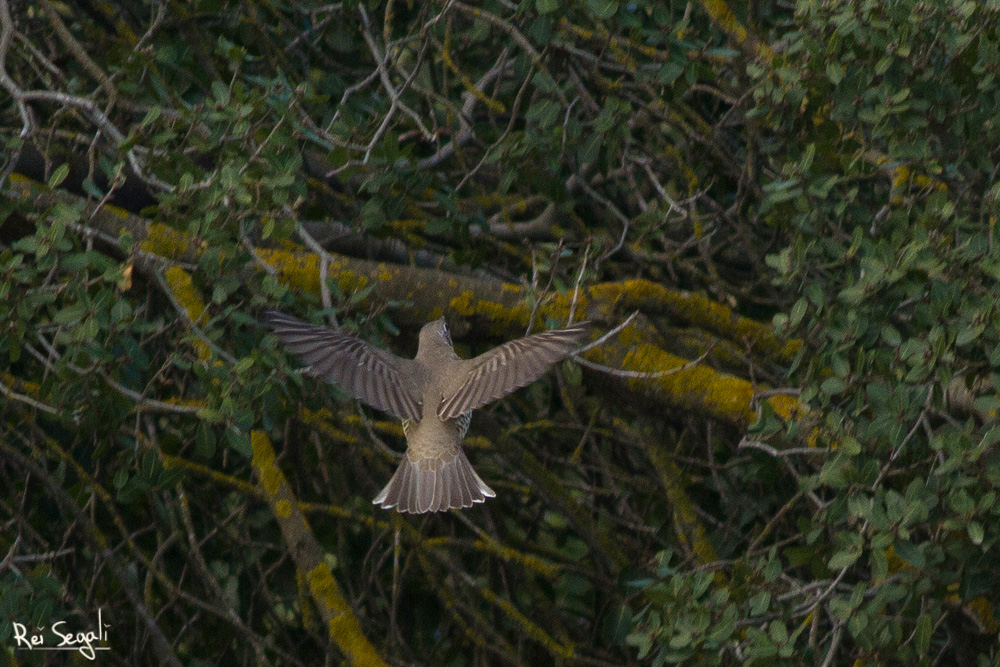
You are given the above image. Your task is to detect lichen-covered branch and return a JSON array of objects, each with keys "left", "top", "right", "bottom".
[{"left": 250, "top": 430, "right": 389, "bottom": 667}]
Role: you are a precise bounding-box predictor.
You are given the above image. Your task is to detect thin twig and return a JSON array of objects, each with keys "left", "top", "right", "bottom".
[
  {"left": 295, "top": 221, "right": 339, "bottom": 327},
  {"left": 0, "top": 376, "right": 59, "bottom": 415},
  {"left": 573, "top": 310, "right": 639, "bottom": 355},
  {"left": 737, "top": 439, "right": 828, "bottom": 458},
  {"left": 568, "top": 243, "right": 590, "bottom": 325},
  {"left": 30, "top": 334, "right": 203, "bottom": 414},
  {"left": 0, "top": 0, "right": 33, "bottom": 190},
  {"left": 153, "top": 270, "right": 238, "bottom": 365},
  {"left": 575, "top": 339, "right": 716, "bottom": 380}
]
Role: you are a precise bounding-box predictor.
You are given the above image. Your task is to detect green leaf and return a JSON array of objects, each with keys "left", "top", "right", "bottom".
[
  {"left": 226, "top": 428, "right": 251, "bottom": 456},
  {"left": 949, "top": 489, "right": 975, "bottom": 515},
  {"left": 141, "top": 449, "right": 162, "bottom": 482},
  {"left": 820, "top": 377, "right": 846, "bottom": 395},
  {"left": 195, "top": 424, "right": 216, "bottom": 460},
  {"left": 602, "top": 604, "right": 633, "bottom": 645},
  {"left": 842, "top": 437, "right": 861, "bottom": 456},
  {"left": 361, "top": 199, "right": 387, "bottom": 230},
  {"left": 820, "top": 456, "right": 850, "bottom": 488},
  {"left": 594, "top": 105, "right": 618, "bottom": 133},
  {"left": 141, "top": 106, "right": 162, "bottom": 127},
  {"left": 13, "top": 236, "right": 42, "bottom": 255},
  {"left": 769, "top": 619, "right": 788, "bottom": 645},
  {"left": 955, "top": 324, "right": 984, "bottom": 346},
  {"left": 789, "top": 297, "right": 808, "bottom": 327},
  {"left": 348, "top": 282, "right": 376, "bottom": 307},
  {"left": 586, "top": 0, "right": 618, "bottom": 18},
  {"left": 827, "top": 63, "right": 845, "bottom": 85},
  {"left": 800, "top": 143, "right": 816, "bottom": 171},
  {"left": 111, "top": 299, "right": 132, "bottom": 323},
  {"left": 60, "top": 253, "right": 89, "bottom": 271},
  {"left": 828, "top": 549, "right": 859, "bottom": 570},
  {"left": 830, "top": 354, "right": 850, "bottom": 378},
  {"left": 784, "top": 546, "right": 814, "bottom": 567},
  {"left": 48, "top": 163, "right": 70, "bottom": 189},
  {"left": 657, "top": 62, "right": 685, "bottom": 84},
  {"left": 626, "top": 628, "right": 653, "bottom": 659},
  {"left": 536, "top": 0, "right": 559, "bottom": 13},
  {"left": 881, "top": 325, "right": 901, "bottom": 346},
  {"left": 211, "top": 80, "right": 230, "bottom": 106},
  {"left": 915, "top": 613, "right": 932, "bottom": 656},
  {"left": 748, "top": 590, "right": 770, "bottom": 615},
  {"left": 425, "top": 217, "right": 451, "bottom": 234},
  {"left": 707, "top": 604, "right": 737, "bottom": 643},
  {"left": 744, "top": 626, "right": 777, "bottom": 659},
  {"left": 116, "top": 476, "right": 146, "bottom": 504},
  {"left": 967, "top": 520, "right": 984, "bottom": 546},
  {"left": 839, "top": 284, "right": 866, "bottom": 305},
  {"left": 870, "top": 547, "right": 888, "bottom": 582},
  {"left": 53, "top": 303, "right": 87, "bottom": 325},
  {"left": 668, "top": 630, "right": 691, "bottom": 649},
  {"left": 893, "top": 539, "right": 925, "bottom": 567}
]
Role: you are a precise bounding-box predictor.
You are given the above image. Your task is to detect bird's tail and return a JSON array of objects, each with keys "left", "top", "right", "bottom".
[{"left": 372, "top": 450, "right": 495, "bottom": 513}]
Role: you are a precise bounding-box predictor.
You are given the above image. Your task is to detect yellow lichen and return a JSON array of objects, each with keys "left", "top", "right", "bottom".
[
  {"left": 587, "top": 280, "right": 800, "bottom": 364},
  {"left": 163, "top": 266, "right": 204, "bottom": 321},
  {"left": 768, "top": 394, "right": 803, "bottom": 421},
  {"left": 256, "top": 249, "right": 321, "bottom": 295},
  {"left": 251, "top": 430, "right": 276, "bottom": 467},
  {"left": 441, "top": 27, "right": 507, "bottom": 113},
  {"left": 306, "top": 563, "right": 346, "bottom": 620},
  {"left": 478, "top": 588, "right": 574, "bottom": 659},
  {"left": 275, "top": 499, "right": 292, "bottom": 518},
  {"left": 892, "top": 166, "right": 909, "bottom": 188},
  {"left": 339, "top": 272, "right": 368, "bottom": 294},
  {"left": 259, "top": 466, "right": 282, "bottom": 497},
  {"left": 966, "top": 597, "right": 999, "bottom": 634},
  {"left": 447, "top": 290, "right": 473, "bottom": 315},
  {"left": 104, "top": 204, "right": 130, "bottom": 220},
  {"left": 142, "top": 223, "right": 195, "bottom": 260},
  {"left": 162, "top": 266, "right": 212, "bottom": 360},
  {"left": 0, "top": 371, "right": 41, "bottom": 398},
  {"left": 471, "top": 539, "right": 560, "bottom": 579}
]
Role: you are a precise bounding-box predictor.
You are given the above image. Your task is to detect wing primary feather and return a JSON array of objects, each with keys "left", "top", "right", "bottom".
[
  {"left": 265, "top": 310, "right": 422, "bottom": 421},
  {"left": 434, "top": 467, "right": 447, "bottom": 512},
  {"left": 397, "top": 462, "right": 412, "bottom": 513},
  {"left": 437, "top": 321, "right": 589, "bottom": 419}
]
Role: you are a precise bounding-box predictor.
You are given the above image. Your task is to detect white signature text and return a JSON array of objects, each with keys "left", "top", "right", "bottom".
[{"left": 11, "top": 608, "right": 110, "bottom": 660}]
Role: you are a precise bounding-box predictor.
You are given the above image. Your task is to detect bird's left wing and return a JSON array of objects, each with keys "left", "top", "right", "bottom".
[
  {"left": 265, "top": 310, "right": 422, "bottom": 421},
  {"left": 438, "top": 322, "right": 589, "bottom": 420}
]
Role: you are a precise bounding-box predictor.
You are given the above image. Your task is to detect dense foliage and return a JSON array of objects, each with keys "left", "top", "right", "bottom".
[{"left": 2, "top": 0, "right": 999, "bottom": 665}]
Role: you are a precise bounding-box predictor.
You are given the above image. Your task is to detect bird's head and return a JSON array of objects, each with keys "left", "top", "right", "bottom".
[{"left": 418, "top": 317, "right": 452, "bottom": 350}]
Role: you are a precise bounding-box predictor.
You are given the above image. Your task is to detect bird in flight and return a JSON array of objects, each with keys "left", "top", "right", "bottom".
[{"left": 265, "top": 311, "right": 589, "bottom": 513}]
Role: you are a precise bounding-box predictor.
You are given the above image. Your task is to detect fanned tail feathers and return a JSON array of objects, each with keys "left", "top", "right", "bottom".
[{"left": 373, "top": 450, "right": 495, "bottom": 513}]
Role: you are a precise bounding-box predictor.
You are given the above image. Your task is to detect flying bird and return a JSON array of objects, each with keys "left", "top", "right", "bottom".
[{"left": 265, "top": 310, "right": 589, "bottom": 513}]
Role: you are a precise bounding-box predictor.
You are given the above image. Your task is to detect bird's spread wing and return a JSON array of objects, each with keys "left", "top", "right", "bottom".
[
  {"left": 438, "top": 322, "right": 589, "bottom": 420},
  {"left": 265, "top": 310, "right": 422, "bottom": 421}
]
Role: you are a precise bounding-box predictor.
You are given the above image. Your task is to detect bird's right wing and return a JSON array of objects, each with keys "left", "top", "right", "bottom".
[
  {"left": 438, "top": 322, "right": 589, "bottom": 420},
  {"left": 264, "top": 310, "right": 422, "bottom": 421}
]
